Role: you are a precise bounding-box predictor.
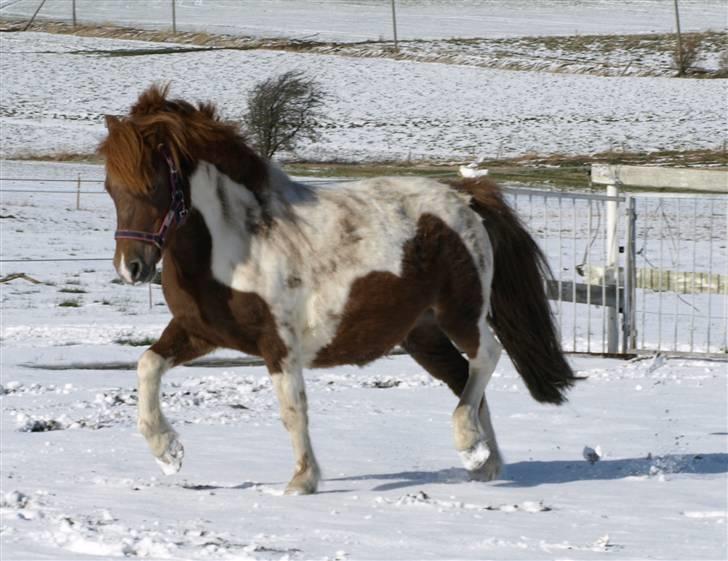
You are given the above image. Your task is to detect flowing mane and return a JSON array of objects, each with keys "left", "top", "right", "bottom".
[{"left": 98, "top": 84, "right": 268, "bottom": 197}]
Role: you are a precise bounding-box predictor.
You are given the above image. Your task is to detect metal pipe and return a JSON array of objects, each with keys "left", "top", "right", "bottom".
[{"left": 390, "top": 0, "right": 399, "bottom": 52}]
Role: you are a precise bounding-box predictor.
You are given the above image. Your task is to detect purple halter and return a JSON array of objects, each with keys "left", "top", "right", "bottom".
[{"left": 114, "top": 149, "right": 189, "bottom": 250}]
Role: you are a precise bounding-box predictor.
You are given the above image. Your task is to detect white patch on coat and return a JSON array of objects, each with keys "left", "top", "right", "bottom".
[{"left": 189, "top": 161, "right": 493, "bottom": 367}]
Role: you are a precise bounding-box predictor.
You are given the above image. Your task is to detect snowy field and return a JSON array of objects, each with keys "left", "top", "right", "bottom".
[
  {"left": 2, "top": 350, "right": 727, "bottom": 560},
  {"left": 1, "top": 32, "right": 726, "bottom": 162},
  {"left": 1, "top": 0, "right": 725, "bottom": 41},
  {"left": 1, "top": 6, "right": 727, "bottom": 558}
]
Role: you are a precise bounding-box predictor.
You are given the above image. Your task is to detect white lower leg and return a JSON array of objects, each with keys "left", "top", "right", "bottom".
[
  {"left": 470, "top": 397, "right": 503, "bottom": 481},
  {"left": 453, "top": 326, "right": 501, "bottom": 471},
  {"left": 137, "top": 350, "right": 183, "bottom": 475},
  {"left": 272, "top": 369, "right": 320, "bottom": 494}
]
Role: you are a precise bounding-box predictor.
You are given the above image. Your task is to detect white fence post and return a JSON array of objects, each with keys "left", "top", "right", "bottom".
[
  {"left": 623, "top": 196, "right": 637, "bottom": 353},
  {"left": 606, "top": 182, "right": 620, "bottom": 353}
]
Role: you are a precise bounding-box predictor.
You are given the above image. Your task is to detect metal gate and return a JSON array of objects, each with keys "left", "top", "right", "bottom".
[
  {"left": 627, "top": 194, "right": 727, "bottom": 355},
  {"left": 505, "top": 175, "right": 727, "bottom": 357},
  {"left": 503, "top": 187, "right": 628, "bottom": 355}
]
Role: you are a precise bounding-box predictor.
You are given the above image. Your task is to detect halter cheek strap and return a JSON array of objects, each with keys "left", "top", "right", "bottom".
[{"left": 114, "top": 149, "right": 189, "bottom": 250}]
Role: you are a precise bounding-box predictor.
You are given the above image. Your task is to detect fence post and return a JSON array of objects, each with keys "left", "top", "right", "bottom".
[
  {"left": 23, "top": 0, "right": 48, "bottom": 31},
  {"left": 622, "top": 196, "right": 637, "bottom": 353},
  {"left": 72, "top": 0, "right": 77, "bottom": 28},
  {"left": 171, "top": 0, "right": 176, "bottom": 33},
  {"left": 390, "top": 0, "right": 399, "bottom": 52},
  {"left": 76, "top": 174, "right": 81, "bottom": 210},
  {"left": 606, "top": 181, "right": 620, "bottom": 353},
  {"left": 674, "top": 0, "right": 684, "bottom": 75}
]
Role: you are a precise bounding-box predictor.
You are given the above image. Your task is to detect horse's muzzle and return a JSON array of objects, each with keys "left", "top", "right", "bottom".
[{"left": 115, "top": 252, "right": 158, "bottom": 285}]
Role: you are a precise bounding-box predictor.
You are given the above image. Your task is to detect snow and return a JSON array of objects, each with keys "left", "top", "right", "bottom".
[
  {"left": 2, "top": 348, "right": 727, "bottom": 559},
  {"left": 1, "top": 32, "right": 725, "bottom": 162},
  {"left": 1, "top": 0, "right": 725, "bottom": 41}
]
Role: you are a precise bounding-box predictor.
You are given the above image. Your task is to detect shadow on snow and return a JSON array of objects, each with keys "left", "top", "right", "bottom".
[{"left": 326, "top": 453, "right": 728, "bottom": 492}]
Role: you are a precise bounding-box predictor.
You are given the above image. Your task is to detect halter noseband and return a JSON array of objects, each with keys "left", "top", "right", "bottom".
[{"left": 114, "top": 149, "right": 189, "bottom": 250}]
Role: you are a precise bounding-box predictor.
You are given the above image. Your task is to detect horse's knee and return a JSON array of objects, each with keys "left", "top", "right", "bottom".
[{"left": 137, "top": 349, "right": 169, "bottom": 382}]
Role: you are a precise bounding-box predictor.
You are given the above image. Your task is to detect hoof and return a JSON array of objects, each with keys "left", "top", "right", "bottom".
[
  {"left": 458, "top": 439, "right": 491, "bottom": 472},
  {"left": 468, "top": 453, "right": 502, "bottom": 482},
  {"left": 285, "top": 467, "right": 320, "bottom": 495},
  {"left": 154, "top": 436, "right": 184, "bottom": 475}
]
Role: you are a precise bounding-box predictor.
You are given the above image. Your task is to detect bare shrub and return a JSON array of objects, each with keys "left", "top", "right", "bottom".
[
  {"left": 673, "top": 36, "right": 701, "bottom": 76},
  {"left": 244, "top": 71, "right": 325, "bottom": 159}
]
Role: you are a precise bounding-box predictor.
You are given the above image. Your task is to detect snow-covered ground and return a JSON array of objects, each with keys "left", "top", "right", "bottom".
[
  {"left": 312, "top": 32, "right": 727, "bottom": 77},
  {"left": 1, "top": 32, "right": 725, "bottom": 162},
  {"left": 2, "top": 349, "right": 727, "bottom": 560},
  {"left": 1, "top": 0, "right": 725, "bottom": 41}
]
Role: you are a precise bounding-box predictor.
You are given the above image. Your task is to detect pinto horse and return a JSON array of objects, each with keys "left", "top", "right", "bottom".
[{"left": 99, "top": 85, "right": 577, "bottom": 494}]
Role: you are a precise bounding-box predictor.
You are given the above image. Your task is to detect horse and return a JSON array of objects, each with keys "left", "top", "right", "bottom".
[{"left": 99, "top": 84, "right": 577, "bottom": 494}]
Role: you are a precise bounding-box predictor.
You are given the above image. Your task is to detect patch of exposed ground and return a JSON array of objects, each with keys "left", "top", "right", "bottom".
[
  {"left": 9, "top": 148, "right": 726, "bottom": 190},
  {"left": 2, "top": 19, "right": 726, "bottom": 78}
]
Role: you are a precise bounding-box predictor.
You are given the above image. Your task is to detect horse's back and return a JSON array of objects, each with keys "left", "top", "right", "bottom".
[{"left": 303, "top": 177, "right": 492, "bottom": 368}]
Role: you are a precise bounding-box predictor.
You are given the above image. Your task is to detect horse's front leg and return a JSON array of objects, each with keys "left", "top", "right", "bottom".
[
  {"left": 270, "top": 360, "right": 320, "bottom": 495},
  {"left": 137, "top": 319, "right": 214, "bottom": 474}
]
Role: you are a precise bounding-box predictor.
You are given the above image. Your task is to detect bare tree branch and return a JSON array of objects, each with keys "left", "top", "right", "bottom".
[{"left": 244, "top": 71, "right": 326, "bottom": 159}]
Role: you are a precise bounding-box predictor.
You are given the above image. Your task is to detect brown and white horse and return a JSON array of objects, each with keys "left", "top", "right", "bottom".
[{"left": 99, "top": 84, "right": 577, "bottom": 494}]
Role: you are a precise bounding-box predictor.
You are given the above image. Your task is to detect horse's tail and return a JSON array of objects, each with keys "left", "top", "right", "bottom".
[{"left": 447, "top": 178, "right": 579, "bottom": 404}]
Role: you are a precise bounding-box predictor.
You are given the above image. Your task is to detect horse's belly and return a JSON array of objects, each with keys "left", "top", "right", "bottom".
[{"left": 309, "top": 270, "right": 433, "bottom": 368}]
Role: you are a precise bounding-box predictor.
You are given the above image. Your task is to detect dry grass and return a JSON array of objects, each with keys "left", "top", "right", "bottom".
[{"left": 3, "top": 18, "right": 725, "bottom": 78}]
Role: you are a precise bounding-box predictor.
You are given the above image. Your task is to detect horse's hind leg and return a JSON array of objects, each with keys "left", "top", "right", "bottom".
[
  {"left": 138, "top": 320, "right": 214, "bottom": 474},
  {"left": 451, "top": 321, "right": 502, "bottom": 476},
  {"left": 402, "top": 311, "right": 469, "bottom": 396},
  {"left": 404, "top": 313, "right": 503, "bottom": 480},
  {"left": 270, "top": 360, "right": 320, "bottom": 495}
]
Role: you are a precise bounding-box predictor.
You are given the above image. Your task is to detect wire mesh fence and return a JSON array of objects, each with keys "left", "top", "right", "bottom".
[
  {"left": 503, "top": 187, "right": 626, "bottom": 355},
  {"left": 2, "top": 173, "right": 726, "bottom": 355},
  {"left": 632, "top": 194, "right": 727, "bottom": 355}
]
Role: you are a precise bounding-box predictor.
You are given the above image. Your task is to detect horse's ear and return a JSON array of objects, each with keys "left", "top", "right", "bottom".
[{"left": 104, "top": 115, "right": 121, "bottom": 130}]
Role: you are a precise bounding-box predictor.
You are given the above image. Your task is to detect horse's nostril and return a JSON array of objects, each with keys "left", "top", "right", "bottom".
[{"left": 128, "top": 259, "right": 142, "bottom": 281}]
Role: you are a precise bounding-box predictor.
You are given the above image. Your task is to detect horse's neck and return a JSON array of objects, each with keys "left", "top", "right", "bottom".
[
  {"left": 181, "top": 159, "right": 304, "bottom": 258},
  {"left": 265, "top": 162, "right": 312, "bottom": 209}
]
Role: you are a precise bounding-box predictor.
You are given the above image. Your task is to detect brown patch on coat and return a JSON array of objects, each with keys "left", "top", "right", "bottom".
[
  {"left": 402, "top": 310, "right": 469, "bottom": 397},
  {"left": 150, "top": 318, "right": 216, "bottom": 366},
  {"left": 312, "top": 213, "right": 483, "bottom": 368},
  {"left": 338, "top": 216, "right": 363, "bottom": 245},
  {"left": 161, "top": 212, "right": 288, "bottom": 374}
]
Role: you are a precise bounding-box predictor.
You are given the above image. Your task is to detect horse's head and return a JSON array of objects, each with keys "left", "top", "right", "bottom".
[
  {"left": 99, "top": 84, "right": 269, "bottom": 284},
  {"left": 98, "top": 84, "right": 199, "bottom": 284},
  {"left": 98, "top": 114, "right": 179, "bottom": 283}
]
